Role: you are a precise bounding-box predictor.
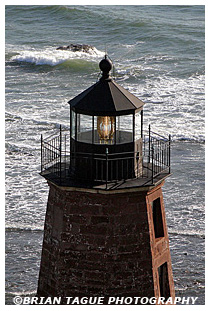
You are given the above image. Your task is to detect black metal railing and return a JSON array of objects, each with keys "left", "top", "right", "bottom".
[
  {"left": 41, "top": 125, "right": 171, "bottom": 187},
  {"left": 142, "top": 125, "right": 171, "bottom": 184},
  {"left": 41, "top": 125, "right": 70, "bottom": 184},
  {"left": 70, "top": 150, "right": 139, "bottom": 186}
]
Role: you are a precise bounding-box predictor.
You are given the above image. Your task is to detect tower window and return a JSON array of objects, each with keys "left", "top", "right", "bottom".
[
  {"left": 158, "top": 262, "right": 170, "bottom": 300},
  {"left": 151, "top": 197, "right": 164, "bottom": 238}
]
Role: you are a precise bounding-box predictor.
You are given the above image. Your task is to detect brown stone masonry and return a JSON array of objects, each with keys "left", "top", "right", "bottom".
[{"left": 37, "top": 181, "right": 174, "bottom": 304}]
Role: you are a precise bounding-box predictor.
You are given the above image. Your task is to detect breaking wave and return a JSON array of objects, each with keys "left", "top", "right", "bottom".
[
  {"left": 168, "top": 229, "right": 205, "bottom": 239},
  {"left": 11, "top": 46, "right": 104, "bottom": 67}
]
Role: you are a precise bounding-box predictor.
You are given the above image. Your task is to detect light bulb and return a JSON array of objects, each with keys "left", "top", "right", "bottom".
[{"left": 97, "top": 116, "right": 115, "bottom": 142}]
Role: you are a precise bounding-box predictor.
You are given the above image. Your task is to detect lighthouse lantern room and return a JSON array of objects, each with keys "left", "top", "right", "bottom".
[{"left": 41, "top": 55, "right": 170, "bottom": 189}]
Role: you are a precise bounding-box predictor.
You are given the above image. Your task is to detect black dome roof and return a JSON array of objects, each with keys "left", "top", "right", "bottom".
[
  {"left": 68, "top": 79, "right": 145, "bottom": 116},
  {"left": 68, "top": 56, "right": 145, "bottom": 116}
]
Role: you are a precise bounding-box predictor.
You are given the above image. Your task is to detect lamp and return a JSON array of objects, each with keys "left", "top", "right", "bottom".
[{"left": 97, "top": 116, "right": 115, "bottom": 143}]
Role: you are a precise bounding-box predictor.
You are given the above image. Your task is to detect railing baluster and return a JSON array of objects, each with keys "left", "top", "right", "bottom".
[
  {"left": 169, "top": 134, "right": 171, "bottom": 173},
  {"left": 49, "top": 139, "right": 51, "bottom": 163},
  {"left": 55, "top": 138, "right": 57, "bottom": 171},
  {"left": 162, "top": 147, "right": 164, "bottom": 172},
  {"left": 41, "top": 134, "right": 43, "bottom": 172},
  {"left": 127, "top": 158, "right": 129, "bottom": 179},
  {"left": 148, "top": 124, "right": 151, "bottom": 163},
  {"left": 101, "top": 158, "right": 103, "bottom": 181},
  {"left": 151, "top": 144, "right": 154, "bottom": 184},
  {"left": 53, "top": 137, "right": 55, "bottom": 167},
  {"left": 86, "top": 157, "right": 88, "bottom": 180},
  {"left": 59, "top": 125, "right": 62, "bottom": 185},
  {"left": 158, "top": 140, "right": 160, "bottom": 171},
  {"left": 111, "top": 159, "right": 113, "bottom": 181},
  {"left": 116, "top": 159, "right": 118, "bottom": 181},
  {"left": 54, "top": 137, "right": 56, "bottom": 174},
  {"left": 96, "top": 159, "right": 98, "bottom": 180},
  {"left": 106, "top": 148, "right": 108, "bottom": 189},
  {"left": 158, "top": 140, "right": 160, "bottom": 173},
  {"left": 64, "top": 134, "right": 66, "bottom": 178}
]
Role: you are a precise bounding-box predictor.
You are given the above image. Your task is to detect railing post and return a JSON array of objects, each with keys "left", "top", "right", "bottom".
[
  {"left": 70, "top": 107, "right": 72, "bottom": 173},
  {"left": 64, "top": 134, "right": 67, "bottom": 179},
  {"left": 132, "top": 113, "right": 135, "bottom": 144},
  {"left": 151, "top": 144, "right": 154, "bottom": 184},
  {"left": 169, "top": 134, "right": 171, "bottom": 174},
  {"left": 136, "top": 151, "right": 139, "bottom": 178},
  {"left": 114, "top": 116, "right": 117, "bottom": 144},
  {"left": 41, "top": 134, "right": 43, "bottom": 172},
  {"left": 148, "top": 124, "right": 151, "bottom": 163},
  {"left": 59, "top": 125, "right": 62, "bottom": 185},
  {"left": 106, "top": 148, "right": 108, "bottom": 190}
]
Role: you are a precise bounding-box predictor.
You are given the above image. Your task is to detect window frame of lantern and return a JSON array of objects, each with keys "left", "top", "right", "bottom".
[
  {"left": 77, "top": 113, "right": 93, "bottom": 144},
  {"left": 135, "top": 110, "right": 142, "bottom": 141},
  {"left": 70, "top": 109, "right": 76, "bottom": 140},
  {"left": 115, "top": 114, "right": 134, "bottom": 144},
  {"left": 70, "top": 107, "right": 143, "bottom": 146}
]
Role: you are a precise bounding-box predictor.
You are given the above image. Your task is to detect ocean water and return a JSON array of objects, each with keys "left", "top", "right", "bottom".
[{"left": 5, "top": 5, "right": 205, "bottom": 305}]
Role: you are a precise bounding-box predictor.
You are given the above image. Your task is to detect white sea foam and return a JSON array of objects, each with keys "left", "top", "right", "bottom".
[
  {"left": 168, "top": 229, "right": 205, "bottom": 238},
  {"left": 6, "top": 290, "right": 37, "bottom": 296},
  {"left": 11, "top": 47, "right": 105, "bottom": 66},
  {"left": 123, "top": 73, "right": 205, "bottom": 142},
  {"left": 6, "top": 224, "right": 43, "bottom": 232}
]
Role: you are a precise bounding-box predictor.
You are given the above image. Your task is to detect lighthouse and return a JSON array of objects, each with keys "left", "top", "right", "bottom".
[{"left": 37, "top": 55, "right": 175, "bottom": 304}]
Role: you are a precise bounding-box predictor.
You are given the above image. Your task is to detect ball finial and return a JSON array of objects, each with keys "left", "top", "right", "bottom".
[{"left": 99, "top": 55, "right": 112, "bottom": 80}]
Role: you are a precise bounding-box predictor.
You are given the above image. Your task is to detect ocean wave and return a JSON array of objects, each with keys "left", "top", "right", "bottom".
[
  {"left": 168, "top": 229, "right": 205, "bottom": 238},
  {"left": 173, "top": 135, "right": 205, "bottom": 144},
  {"left": 5, "top": 110, "right": 69, "bottom": 133},
  {"left": 6, "top": 290, "right": 37, "bottom": 296},
  {"left": 43, "top": 4, "right": 93, "bottom": 16},
  {"left": 5, "top": 225, "right": 43, "bottom": 232},
  {"left": 5, "top": 141, "right": 37, "bottom": 155},
  {"left": 11, "top": 46, "right": 104, "bottom": 67}
]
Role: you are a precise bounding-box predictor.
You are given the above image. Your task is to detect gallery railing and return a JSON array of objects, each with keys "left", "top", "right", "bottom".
[{"left": 40, "top": 125, "right": 171, "bottom": 187}]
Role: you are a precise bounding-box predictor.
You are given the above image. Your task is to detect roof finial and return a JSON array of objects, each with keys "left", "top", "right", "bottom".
[
  {"left": 99, "top": 53, "right": 112, "bottom": 81},
  {"left": 105, "top": 44, "right": 107, "bottom": 57}
]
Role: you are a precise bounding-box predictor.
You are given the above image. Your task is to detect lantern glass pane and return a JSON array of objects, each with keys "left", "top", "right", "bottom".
[
  {"left": 71, "top": 110, "right": 76, "bottom": 138},
  {"left": 77, "top": 113, "right": 92, "bottom": 143},
  {"left": 116, "top": 114, "right": 133, "bottom": 144},
  {"left": 135, "top": 111, "right": 141, "bottom": 141}
]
